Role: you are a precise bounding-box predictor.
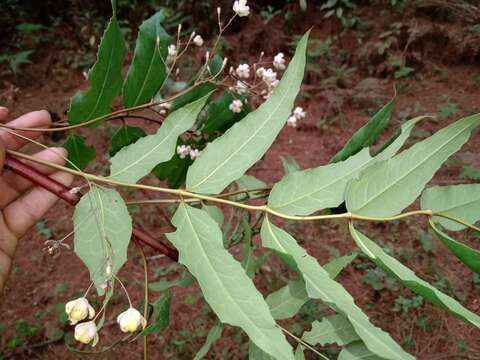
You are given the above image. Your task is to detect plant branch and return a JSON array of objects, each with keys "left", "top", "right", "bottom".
[
  {"left": 7, "top": 150, "right": 480, "bottom": 233},
  {"left": 4, "top": 154, "right": 179, "bottom": 261},
  {"left": 0, "top": 78, "right": 216, "bottom": 133}
]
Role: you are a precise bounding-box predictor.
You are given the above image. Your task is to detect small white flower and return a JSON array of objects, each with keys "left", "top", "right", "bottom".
[
  {"left": 235, "top": 80, "right": 248, "bottom": 95},
  {"left": 177, "top": 145, "right": 191, "bottom": 159},
  {"left": 256, "top": 67, "right": 265, "bottom": 77},
  {"left": 229, "top": 99, "right": 243, "bottom": 113},
  {"left": 293, "top": 106, "right": 306, "bottom": 119},
  {"left": 117, "top": 308, "right": 147, "bottom": 333},
  {"left": 273, "top": 52, "right": 286, "bottom": 70},
  {"left": 193, "top": 34, "right": 204, "bottom": 47},
  {"left": 270, "top": 79, "right": 279, "bottom": 88},
  {"left": 189, "top": 149, "right": 201, "bottom": 160},
  {"left": 262, "top": 68, "right": 277, "bottom": 86},
  {"left": 287, "top": 116, "right": 297, "bottom": 127},
  {"left": 235, "top": 63, "right": 250, "bottom": 79},
  {"left": 167, "top": 44, "right": 177, "bottom": 63},
  {"left": 65, "top": 297, "right": 95, "bottom": 325},
  {"left": 233, "top": 0, "right": 250, "bottom": 17},
  {"left": 74, "top": 321, "right": 99, "bottom": 346}
]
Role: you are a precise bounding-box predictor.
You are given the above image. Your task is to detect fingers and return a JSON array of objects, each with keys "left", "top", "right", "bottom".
[
  {"left": 3, "top": 171, "right": 74, "bottom": 238},
  {"left": 0, "top": 147, "right": 68, "bottom": 208},
  {"left": 0, "top": 107, "right": 9, "bottom": 122},
  {"left": 0, "top": 110, "right": 51, "bottom": 150},
  {"left": 0, "top": 140, "right": 4, "bottom": 173}
]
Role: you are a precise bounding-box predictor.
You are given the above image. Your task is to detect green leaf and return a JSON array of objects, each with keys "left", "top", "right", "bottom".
[
  {"left": 123, "top": 11, "right": 171, "bottom": 107},
  {"left": 193, "top": 320, "right": 224, "bottom": 360},
  {"left": 109, "top": 94, "right": 210, "bottom": 183},
  {"left": 323, "top": 253, "right": 357, "bottom": 279},
  {"left": 249, "top": 341, "right": 276, "bottom": 360},
  {"left": 149, "top": 273, "right": 195, "bottom": 292},
  {"left": 349, "top": 224, "right": 480, "bottom": 328},
  {"left": 203, "top": 205, "right": 225, "bottom": 227},
  {"left": 64, "top": 134, "right": 96, "bottom": 171},
  {"left": 429, "top": 219, "right": 480, "bottom": 274},
  {"left": 140, "top": 291, "right": 171, "bottom": 335},
  {"left": 281, "top": 155, "right": 302, "bottom": 174},
  {"left": 338, "top": 341, "right": 384, "bottom": 360},
  {"left": 235, "top": 175, "right": 267, "bottom": 200},
  {"left": 268, "top": 117, "right": 425, "bottom": 215},
  {"left": 170, "top": 56, "right": 224, "bottom": 111},
  {"left": 394, "top": 67, "right": 415, "bottom": 79},
  {"left": 294, "top": 346, "right": 305, "bottom": 360},
  {"left": 269, "top": 148, "right": 371, "bottom": 215},
  {"left": 73, "top": 187, "right": 132, "bottom": 294},
  {"left": 266, "top": 280, "right": 309, "bottom": 320},
  {"left": 186, "top": 31, "right": 309, "bottom": 194},
  {"left": 266, "top": 253, "right": 356, "bottom": 320},
  {"left": 303, "top": 314, "right": 360, "bottom": 346},
  {"left": 346, "top": 113, "right": 480, "bottom": 217},
  {"left": 261, "top": 218, "right": 413, "bottom": 360},
  {"left": 331, "top": 100, "right": 394, "bottom": 163},
  {"left": 202, "top": 92, "right": 250, "bottom": 134},
  {"left": 421, "top": 184, "right": 480, "bottom": 231},
  {"left": 109, "top": 125, "right": 146, "bottom": 156},
  {"left": 167, "top": 204, "right": 294, "bottom": 360},
  {"left": 152, "top": 152, "right": 192, "bottom": 188},
  {"left": 68, "top": 16, "right": 124, "bottom": 125}
]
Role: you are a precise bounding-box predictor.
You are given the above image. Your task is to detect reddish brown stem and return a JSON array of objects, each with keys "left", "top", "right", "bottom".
[{"left": 4, "top": 154, "right": 179, "bottom": 261}]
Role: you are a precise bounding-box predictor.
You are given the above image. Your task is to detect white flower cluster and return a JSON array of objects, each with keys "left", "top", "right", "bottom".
[
  {"left": 236, "top": 63, "right": 250, "bottom": 78},
  {"left": 167, "top": 44, "right": 177, "bottom": 63},
  {"left": 233, "top": 0, "right": 250, "bottom": 17},
  {"left": 177, "top": 145, "right": 201, "bottom": 160},
  {"left": 229, "top": 99, "right": 244, "bottom": 113},
  {"left": 65, "top": 296, "right": 147, "bottom": 346},
  {"left": 287, "top": 106, "right": 306, "bottom": 127}
]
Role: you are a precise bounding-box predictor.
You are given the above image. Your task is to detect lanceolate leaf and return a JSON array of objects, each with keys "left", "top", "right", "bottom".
[
  {"left": 346, "top": 114, "right": 480, "bottom": 217},
  {"left": 331, "top": 99, "right": 394, "bottom": 163},
  {"left": 269, "top": 148, "right": 371, "bottom": 215},
  {"left": 167, "top": 204, "right": 294, "bottom": 360},
  {"left": 109, "top": 94, "right": 210, "bottom": 183},
  {"left": 140, "top": 291, "right": 171, "bottom": 335},
  {"left": 193, "top": 320, "right": 224, "bottom": 360},
  {"left": 302, "top": 314, "right": 360, "bottom": 346},
  {"left": 64, "top": 134, "right": 96, "bottom": 171},
  {"left": 323, "top": 253, "right": 357, "bottom": 278},
  {"left": 68, "top": 16, "right": 124, "bottom": 125},
  {"left": 261, "top": 218, "right": 413, "bottom": 360},
  {"left": 123, "top": 11, "right": 171, "bottom": 107},
  {"left": 429, "top": 219, "right": 480, "bottom": 274},
  {"left": 201, "top": 92, "right": 250, "bottom": 134},
  {"left": 149, "top": 273, "right": 195, "bottom": 292},
  {"left": 338, "top": 342, "right": 384, "bottom": 360},
  {"left": 73, "top": 187, "right": 132, "bottom": 294},
  {"left": 421, "top": 184, "right": 480, "bottom": 231},
  {"left": 266, "top": 254, "right": 356, "bottom": 320},
  {"left": 171, "top": 56, "right": 224, "bottom": 111},
  {"left": 268, "top": 117, "right": 425, "bottom": 216},
  {"left": 349, "top": 224, "right": 480, "bottom": 327},
  {"left": 266, "top": 280, "right": 308, "bottom": 320},
  {"left": 109, "top": 125, "right": 146, "bottom": 156},
  {"left": 186, "top": 31, "right": 309, "bottom": 194}
]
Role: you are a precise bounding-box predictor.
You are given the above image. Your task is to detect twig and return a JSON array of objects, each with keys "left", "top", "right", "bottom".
[{"left": 4, "top": 154, "right": 179, "bottom": 261}]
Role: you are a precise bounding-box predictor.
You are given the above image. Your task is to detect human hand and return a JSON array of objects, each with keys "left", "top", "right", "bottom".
[{"left": 0, "top": 107, "right": 73, "bottom": 292}]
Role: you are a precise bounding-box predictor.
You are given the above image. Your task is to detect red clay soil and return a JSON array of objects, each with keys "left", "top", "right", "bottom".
[{"left": 1, "top": 3, "right": 480, "bottom": 359}]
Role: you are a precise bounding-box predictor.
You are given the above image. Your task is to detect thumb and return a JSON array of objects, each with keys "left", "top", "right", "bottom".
[{"left": 0, "top": 107, "right": 9, "bottom": 123}]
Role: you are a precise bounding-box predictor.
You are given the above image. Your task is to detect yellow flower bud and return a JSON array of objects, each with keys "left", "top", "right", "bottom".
[
  {"left": 65, "top": 297, "right": 95, "bottom": 325},
  {"left": 74, "top": 321, "right": 99, "bottom": 346},
  {"left": 116, "top": 307, "right": 147, "bottom": 333}
]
